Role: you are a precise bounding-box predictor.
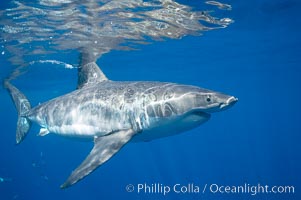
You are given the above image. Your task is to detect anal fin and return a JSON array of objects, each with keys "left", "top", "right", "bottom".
[
  {"left": 61, "top": 129, "right": 135, "bottom": 189},
  {"left": 38, "top": 128, "right": 49, "bottom": 136}
]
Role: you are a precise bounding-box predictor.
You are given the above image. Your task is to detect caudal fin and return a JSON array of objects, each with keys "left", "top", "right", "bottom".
[{"left": 4, "top": 81, "right": 32, "bottom": 144}]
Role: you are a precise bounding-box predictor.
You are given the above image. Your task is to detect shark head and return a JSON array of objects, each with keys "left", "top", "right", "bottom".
[
  {"left": 170, "top": 85, "right": 238, "bottom": 114},
  {"left": 139, "top": 84, "right": 238, "bottom": 140}
]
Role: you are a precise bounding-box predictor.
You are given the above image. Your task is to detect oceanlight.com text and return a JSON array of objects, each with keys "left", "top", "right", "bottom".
[{"left": 208, "top": 183, "right": 295, "bottom": 195}]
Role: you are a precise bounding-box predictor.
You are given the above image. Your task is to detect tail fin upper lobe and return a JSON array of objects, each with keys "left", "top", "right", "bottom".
[{"left": 4, "top": 81, "right": 32, "bottom": 144}]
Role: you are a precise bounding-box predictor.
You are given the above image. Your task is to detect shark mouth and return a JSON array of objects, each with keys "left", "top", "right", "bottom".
[
  {"left": 191, "top": 111, "right": 211, "bottom": 120},
  {"left": 220, "top": 96, "right": 238, "bottom": 110}
]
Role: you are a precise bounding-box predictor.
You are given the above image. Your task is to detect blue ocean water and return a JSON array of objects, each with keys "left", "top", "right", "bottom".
[{"left": 0, "top": 0, "right": 300, "bottom": 200}]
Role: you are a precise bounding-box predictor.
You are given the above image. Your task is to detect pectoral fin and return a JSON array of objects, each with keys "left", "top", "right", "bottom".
[{"left": 61, "top": 129, "right": 135, "bottom": 189}]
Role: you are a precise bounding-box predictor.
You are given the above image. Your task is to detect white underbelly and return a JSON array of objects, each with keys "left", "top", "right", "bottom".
[
  {"left": 132, "top": 112, "right": 210, "bottom": 142},
  {"left": 48, "top": 124, "right": 110, "bottom": 139}
]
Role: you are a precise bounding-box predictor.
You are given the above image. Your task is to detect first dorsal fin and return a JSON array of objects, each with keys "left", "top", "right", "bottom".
[{"left": 77, "top": 62, "right": 108, "bottom": 89}]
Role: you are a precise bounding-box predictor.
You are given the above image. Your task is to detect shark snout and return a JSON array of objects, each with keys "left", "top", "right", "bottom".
[{"left": 220, "top": 96, "right": 238, "bottom": 110}]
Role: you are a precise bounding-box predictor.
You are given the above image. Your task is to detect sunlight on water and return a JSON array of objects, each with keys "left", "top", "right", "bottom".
[
  {"left": 205, "top": 1, "right": 232, "bottom": 10},
  {"left": 0, "top": 0, "right": 233, "bottom": 80},
  {"left": 29, "top": 60, "right": 75, "bottom": 69}
]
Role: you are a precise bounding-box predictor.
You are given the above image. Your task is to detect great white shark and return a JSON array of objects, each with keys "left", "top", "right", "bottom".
[{"left": 5, "top": 60, "right": 237, "bottom": 188}]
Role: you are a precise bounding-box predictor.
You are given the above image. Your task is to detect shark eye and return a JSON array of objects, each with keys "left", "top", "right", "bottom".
[{"left": 206, "top": 97, "right": 211, "bottom": 102}]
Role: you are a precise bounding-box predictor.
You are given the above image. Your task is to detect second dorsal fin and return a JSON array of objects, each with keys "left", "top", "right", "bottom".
[{"left": 77, "top": 62, "right": 108, "bottom": 89}]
